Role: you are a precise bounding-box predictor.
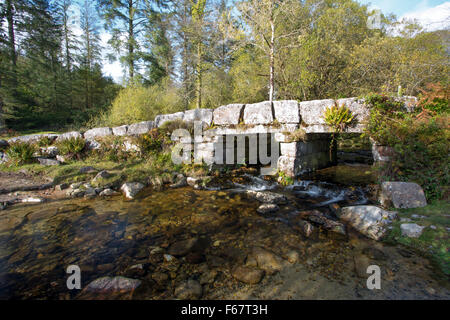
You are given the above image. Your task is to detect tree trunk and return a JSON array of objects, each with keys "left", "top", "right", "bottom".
[
  {"left": 128, "top": 0, "right": 135, "bottom": 81},
  {"left": 196, "top": 41, "right": 202, "bottom": 109},
  {"left": 6, "top": 0, "right": 17, "bottom": 82},
  {"left": 269, "top": 14, "right": 275, "bottom": 103}
]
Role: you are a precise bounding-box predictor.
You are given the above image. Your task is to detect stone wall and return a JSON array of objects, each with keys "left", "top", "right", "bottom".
[{"left": 2, "top": 97, "right": 417, "bottom": 175}]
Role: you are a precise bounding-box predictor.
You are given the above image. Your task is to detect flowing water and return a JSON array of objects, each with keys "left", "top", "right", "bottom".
[{"left": 0, "top": 165, "right": 449, "bottom": 300}]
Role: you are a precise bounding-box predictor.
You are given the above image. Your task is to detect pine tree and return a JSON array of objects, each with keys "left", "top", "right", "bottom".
[
  {"left": 98, "top": 0, "right": 149, "bottom": 82},
  {"left": 78, "top": 0, "right": 103, "bottom": 111}
]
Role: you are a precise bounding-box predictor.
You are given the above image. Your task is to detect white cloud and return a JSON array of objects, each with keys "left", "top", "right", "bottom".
[
  {"left": 401, "top": 2, "right": 450, "bottom": 31},
  {"left": 100, "top": 33, "right": 124, "bottom": 83}
]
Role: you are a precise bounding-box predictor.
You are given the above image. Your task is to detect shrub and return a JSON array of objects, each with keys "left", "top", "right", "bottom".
[
  {"left": 277, "top": 170, "right": 294, "bottom": 186},
  {"left": 98, "top": 80, "right": 183, "bottom": 127},
  {"left": 418, "top": 83, "right": 450, "bottom": 115},
  {"left": 6, "top": 142, "right": 36, "bottom": 166},
  {"left": 365, "top": 94, "right": 449, "bottom": 200},
  {"left": 37, "top": 136, "right": 54, "bottom": 147},
  {"left": 94, "top": 136, "right": 132, "bottom": 162},
  {"left": 56, "top": 137, "right": 86, "bottom": 160},
  {"left": 323, "top": 102, "right": 355, "bottom": 132},
  {"left": 158, "top": 119, "right": 194, "bottom": 136},
  {"left": 323, "top": 102, "right": 355, "bottom": 159},
  {"left": 136, "top": 129, "right": 164, "bottom": 155}
]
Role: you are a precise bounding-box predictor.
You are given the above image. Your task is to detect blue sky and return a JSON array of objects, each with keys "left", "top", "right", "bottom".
[{"left": 359, "top": 0, "right": 449, "bottom": 18}]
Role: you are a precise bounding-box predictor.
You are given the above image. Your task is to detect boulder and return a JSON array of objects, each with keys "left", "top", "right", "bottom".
[
  {"left": 379, "top": 182, "right": 427, "bottom": 209},
  {"left": 39, "top": 146, "right": 59, "bottom": 157},
  {"left": 213, "top": 104, "right": 244, "bottom": 125},
  {"left": 8, "top": 133, "right": 59, "bottom": 144},
  {"left": 84, "top": 187, "right": 97, "bottom": 198},
  {"left": 93, "top": 170, "right": 111, "bottom": 182},
  {"left": 83, "top": 127, "right": 112, "bottom": 140},
  {"left": 401, "top": 223, "right": 425, "bottom": 238},
  {"left": 187, "top": 177, "right": 202, "bottom": 187},
  {"left": 247, "top": 190, "right": 287, "bottom": 204},
  {"left": 37, "top": 158, "right": 60, "bottom": 166},
  {"left": 155, "top": 112, "right": 185, "bottom": 127},
  {"left": 174, "top": 280, "right": 202, "bottom": 300},
  {"left": 120, "top": 182, "right": 145, "bottom": 199},
  {"left": 56, "top": 131, "right": 82, "bottom": 141},
  {"left": 127, "top": 121, "right": 155, "bottom": 135},
  {"left": 55, "top": 183, "right": 69, "bottom": 191},
  {"left": 243, "top": 101, "right": 273, "bottom": 125},
  {"left": 112, "top": 125, "right": 128, "bottom": 136},
  {"left": 273, "top": 100, "right": 300, "bottom": 124},
  {"left": 338, "top": 206, "right": 397, "bottom": 241},
  {"left": 0, "top": 152, "right": 9, "bottom": 164},
  {"left": 56, "top": 155, "right": 67, "bottom": 163},
  {"left": 123, "top": 140, "right": 140, "bottom": 152},
  {"left": 170, "top": 174, "right": 187, "bottom": 188},
  {"left": 0, "top": 139, "right": 9, "bottom": 149},
  {"left": 183, "top": 109, "right": 213, "bottom": 126},
  {"left": 232, "top": 266, "right": 264, "bottom": 284},
  {"left": 371, "top": 144, "right": 395, "bottom": 162},
  {"left": 256, "top": 204, "right": 280, "bottom": 214},
  {"left": 99, "top": 188, "right": 119, "bottom": 197},
  {"left": 86, "top": 140, "right": 101, "bottom": 150}
]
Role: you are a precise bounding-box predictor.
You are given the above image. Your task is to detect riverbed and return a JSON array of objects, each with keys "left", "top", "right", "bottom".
[{"left": 0, "top": 165, "right": 448, "bottom": 300}]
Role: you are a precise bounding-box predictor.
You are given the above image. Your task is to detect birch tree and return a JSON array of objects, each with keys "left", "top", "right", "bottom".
[{"left": 233, "top": 0, "right": 304, "bottom": 103}]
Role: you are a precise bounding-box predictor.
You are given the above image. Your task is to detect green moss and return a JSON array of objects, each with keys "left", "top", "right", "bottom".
[{"left": 384, "top": 201, "right": 450, "bottom": 276}]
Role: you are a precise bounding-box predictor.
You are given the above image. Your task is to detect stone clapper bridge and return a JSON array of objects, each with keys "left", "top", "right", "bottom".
[{"left": 6, "top": 97, "right": 417, "bottom": 177}]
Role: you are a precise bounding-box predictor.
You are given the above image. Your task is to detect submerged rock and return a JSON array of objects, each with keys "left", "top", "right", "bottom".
[
  {"left": 379, "top": 182, "right": 427, "bottom": 209},
  {"left": 20, "top": 197, "right": 45, "bottom": 203},
  {"left": 297, "top": 220, "right": 314, "bottom": 238},
  {"left": 247, "top": 190, "right": 287, "bottom": 204},
  {"left": 232, "top": 266, "right": 265, "bottom": 284},
  {"left": 401, "top": 223, "right": 425, "bottom": 238},
  {"left": 168, "top": 237, "right": 209, "bottom": 257},
  {"left": 120, "top": 182, "right": 145, "bottom": 199},
  {"left": 353, "top": 254, "right": 371, "bottom": 278},
  {"left": 300, "top": 210, "right": 346, "bottom": 236},
  {"left": 80, "top": 276, "right": 141, "bottom": 299},
  {"left": 338, "top": 206, "right": 397, "bottom": 241},
  {"left": 174, "top": 280, "right": 202, "bottom": 300},
  {"left": 257, "top": 204, "right": 280, "bottom": 214},
  {"left": 250, "top": 247, "right": 285, "bottom": 275}
]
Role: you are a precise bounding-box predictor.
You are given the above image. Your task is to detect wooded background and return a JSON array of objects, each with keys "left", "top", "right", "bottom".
[{"left": 0, "top": 0, "right": 448, "bottom": 131}]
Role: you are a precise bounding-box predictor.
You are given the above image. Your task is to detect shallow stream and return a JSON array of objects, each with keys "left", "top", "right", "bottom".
[{"left": 0, "top": 165, "right": 448, "bottom": 300}]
